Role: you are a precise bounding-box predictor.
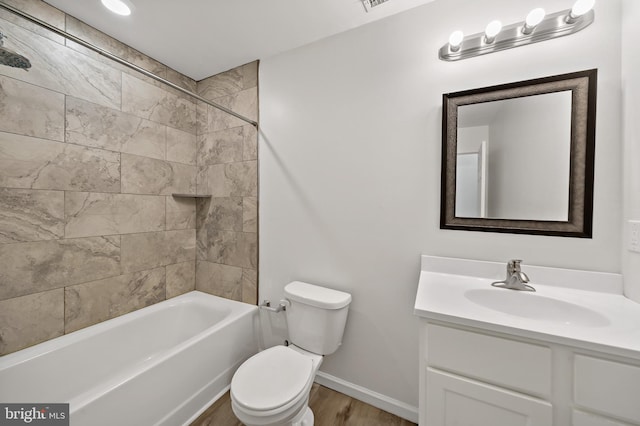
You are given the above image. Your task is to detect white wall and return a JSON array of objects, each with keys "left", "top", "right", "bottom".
[
  {"left": 622, "top": 0, "right": 640, "bottom": 302},
  {"left": 259, "top": 0, "right": 622, "bottom": 416}
]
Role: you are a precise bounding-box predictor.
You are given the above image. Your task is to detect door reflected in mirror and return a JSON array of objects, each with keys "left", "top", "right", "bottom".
[{"left": 455, "top": 91, "right": 572, "bottom": 221}]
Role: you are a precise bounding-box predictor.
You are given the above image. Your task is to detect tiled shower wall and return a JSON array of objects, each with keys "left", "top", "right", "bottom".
[
  {"left": 0, "top": 0, "right": 258, "bottom": 356},
  {"left": 195, "top": 64, "right": 259, "bottom": 304}
]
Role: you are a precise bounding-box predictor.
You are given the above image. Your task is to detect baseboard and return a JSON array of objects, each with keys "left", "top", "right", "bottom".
[{"left": 314, "top": 371, "right": 419, "bottom": 423}]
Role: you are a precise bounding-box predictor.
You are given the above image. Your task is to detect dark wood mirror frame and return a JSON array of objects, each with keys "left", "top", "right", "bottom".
[{"left": 440, "top": 69, "right": 597, "bottom": 237}]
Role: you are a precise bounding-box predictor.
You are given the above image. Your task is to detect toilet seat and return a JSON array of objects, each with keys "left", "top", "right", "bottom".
[{"left": 231, "top": 345, "right": 314, "bottom": 415}]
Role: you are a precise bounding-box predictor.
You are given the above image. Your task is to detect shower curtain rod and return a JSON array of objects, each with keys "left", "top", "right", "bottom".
[{"left": 0, "top": 1, "right": 258, "bottom": 128}]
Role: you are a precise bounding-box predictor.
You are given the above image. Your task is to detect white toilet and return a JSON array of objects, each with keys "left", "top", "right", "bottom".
[{"left": 230, "top": 281, "right": 352, "bottom": 426}]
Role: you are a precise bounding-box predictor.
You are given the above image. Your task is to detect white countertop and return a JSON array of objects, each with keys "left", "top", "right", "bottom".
[{"left": 414, "top": 256, "right": 640, "bottom": 360}]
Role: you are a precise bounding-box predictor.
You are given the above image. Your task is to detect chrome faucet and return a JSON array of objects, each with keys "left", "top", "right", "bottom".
[{"left": 491, "top": 259, "right": 535, "bottom": 292}]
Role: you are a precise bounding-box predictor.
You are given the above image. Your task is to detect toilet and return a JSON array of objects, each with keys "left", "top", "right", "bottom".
[{"left": 230, "top": 281, "right": 352, "bottom": 426}]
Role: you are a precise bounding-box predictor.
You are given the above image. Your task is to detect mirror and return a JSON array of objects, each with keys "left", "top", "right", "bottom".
[{"left": 441, "top": 69, "right": 597, "bottom": 237}]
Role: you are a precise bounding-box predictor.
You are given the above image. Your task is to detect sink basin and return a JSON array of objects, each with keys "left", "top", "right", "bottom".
[{"left": 464, "top": 288, "right": 610, "bottom": 328}]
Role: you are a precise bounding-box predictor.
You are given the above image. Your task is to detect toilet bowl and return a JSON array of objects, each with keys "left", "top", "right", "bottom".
[
  {"left": 231, "top": 345, "right": 322, "bottom": 426},
  {"left": 230, "top": 281, "right": 351, "bottom": 426}
]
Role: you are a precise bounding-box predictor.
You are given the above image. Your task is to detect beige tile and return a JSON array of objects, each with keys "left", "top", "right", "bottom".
[
  {"left": 65, "top": 267, "right": 166, "bottom": 333},
  {"left": 122, "top": 73, "right": 196, "bottom": 134},
  {"left": 121, "top": 229, "right": 195, "bottom": 274},
  {"left": 166, "top": 196, "right": 196, "bottom": 230},
  {"left": 206, "top": 87, "right": 258, "bottom": 131},
  {"left": 63, "top": 23, "right": 195, "bottom": 105},
  {"left": 197, "top": 68, "right": 243, "bottom": 101},
  {"left": 166, "top": 127, "right": 197, "bottom": 166},
  {"left": 0, "top": 289, "right": 64, "bottom": 355},
  {"left": 0, "top": 131, "right": 120, "bottom": 192},
  {"left": 66, "top": 97, "right": 166, "bottom": 161},
  {"left": 65, "top": 16, "right": 167, "bottom": 78},
  {"left": 197, "top": 197, "right": 243, "bottom": 232},
  {"left": 64, "top": 41, "right": 172, "bottom": 102},
  {"left": 243, "top": 197, "right": 258, "bottom": 233},
  {"left": 166, "top": 67, "right": 197, "bottom": 93},
  {"left": 196, "top": 226, "right": 207, "bottom": 261},
  {"left": 0, "top": 75, "right": 64, "bottom": 141},
  {"left": 121, "top": 154, "right": 196, "bottom": 195},
  {"left": 242, "top": 124, "right": 258, "bottom": 161},
  {"left": 197, "top": 228, "right": 257, "bottom": 269},
  {"left": 206, "top": 104, "right": 245, "bottom": 133},
  {"left": 0, "top": 18, "right": 121, "bottom": 109},
  {"left": 242, "top": 61, "right": 259, "bottom": 90},
  {"left": 0, "top": 0, "right": 65, "bottom": 44},
  {"left": 195, "top": 261, "right": 243, "bottom": 301},
  {"left": 242, "top": 269, "right": 258, "bottom": 305},
  {"left": 198, "top": 127, "right": 244, "bottom": 166},
  {"left": 196, "top": 101, "right": 209, "bottom": 135},
  {"left": 234, "top": 232, "right": 258, "bottom": 269},
  {"left": 0, "top": 236, "right": 121, "bottom": 300},
  {"left": 166, "top": 261, "right": 196, "bottom": 298},
  {"left": 226, "top": 87, "right": 259, "bottom": 121},
  {"left": 0, "top": 188, "right": 64, "bottom": 244},
  {"left": 197, "top": 161, "right": 257, "bottom": 198},
  {"left": 65, "top": 193, "right": 165, "bottom": 238}
]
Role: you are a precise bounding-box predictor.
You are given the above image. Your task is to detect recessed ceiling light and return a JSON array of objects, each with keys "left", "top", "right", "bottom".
[{"left": 101, "top": 0, "right": 132, "bottom": 16}]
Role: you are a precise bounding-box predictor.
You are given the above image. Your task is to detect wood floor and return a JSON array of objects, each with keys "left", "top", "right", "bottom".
[{"left": 191, "top": 384, "right": 416, "bottom": 426}]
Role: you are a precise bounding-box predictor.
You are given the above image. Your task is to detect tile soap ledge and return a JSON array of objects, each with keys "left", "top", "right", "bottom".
[{"left": 171, "top": 193, "right": 211, "bottom": 198}]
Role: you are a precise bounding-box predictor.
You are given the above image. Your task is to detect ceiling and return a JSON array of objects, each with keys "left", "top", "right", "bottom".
[{"left": 44, "top": 0, "right": 437, "bottom": 81}]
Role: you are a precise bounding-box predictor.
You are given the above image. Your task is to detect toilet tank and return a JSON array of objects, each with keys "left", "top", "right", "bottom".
[{"left": 284, "top": 281, "right": 352, "bottom": 355}]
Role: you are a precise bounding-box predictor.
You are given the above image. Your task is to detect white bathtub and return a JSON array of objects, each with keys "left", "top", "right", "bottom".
[{"left": 0, "top": 291, "right": 259, "bottom": 426}]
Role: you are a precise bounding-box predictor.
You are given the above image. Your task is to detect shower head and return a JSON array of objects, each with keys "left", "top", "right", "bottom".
[{"left": 0, "top": 32, "right": 31, "bottom": 70}]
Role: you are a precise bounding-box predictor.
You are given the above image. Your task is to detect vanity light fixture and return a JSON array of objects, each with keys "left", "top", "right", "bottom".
[
  {"left": 101, "top": 0, "right": 132, "bottom": 16},
  {"left": 439, "top": 0, "right": 595, "bottom": 61}
]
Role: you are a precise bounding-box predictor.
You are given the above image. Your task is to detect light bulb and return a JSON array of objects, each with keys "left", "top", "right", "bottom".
[
  {"left": 101, "top": 0, "right": 132, "bottom": 16},
  {"left": 484, "top": 20, "right": 502, "bottom": 44},
  {"left": 571, "top": 0, "right": 595, "bottom": 17},
  {"left": 523, "top": 8, "right": 546, "bottom": 34},
  {"left": 567, "top": 0, "right": 594, "bottom": 22},
  {"left": 449, "top": 30, "right": 464, "bottom": 52}
]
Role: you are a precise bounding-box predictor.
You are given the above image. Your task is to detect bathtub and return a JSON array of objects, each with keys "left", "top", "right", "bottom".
[{"left": 0, "top": 291, "right": 260, "bottom": 425}]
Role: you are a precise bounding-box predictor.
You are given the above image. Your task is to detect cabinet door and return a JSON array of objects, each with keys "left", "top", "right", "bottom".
[
  {"left": 573, "top": 410, "right": 636, "bottom": 426},
  {"left": 426, "top": 368, "right": 552, "bottom": 426},
  {"left": 574, "top": 355, "right": 640, "bottom": 424}
]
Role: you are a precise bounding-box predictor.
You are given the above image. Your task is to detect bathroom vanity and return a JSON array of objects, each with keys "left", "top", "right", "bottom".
[{"left": 414, "top": 256, "right": 640, "bottom": 426}]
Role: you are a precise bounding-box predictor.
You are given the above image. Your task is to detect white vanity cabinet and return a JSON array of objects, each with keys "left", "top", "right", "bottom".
[
  {"left": 414, "top": 255, "right": 640, "bottom": 426},
  {"left": 423, "top": 323, "right": 552, "bottom": 425},
  {"left": 419, "top": 321, "right": 640, "bottom": 426}
]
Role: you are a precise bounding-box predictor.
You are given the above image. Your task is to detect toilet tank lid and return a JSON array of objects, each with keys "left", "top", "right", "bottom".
[{"left": 284, "top": 281, "right": 352, "bottom": 309}]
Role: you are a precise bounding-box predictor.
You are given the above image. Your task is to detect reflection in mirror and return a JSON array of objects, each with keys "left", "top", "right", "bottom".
[
  {"left": 456, "top": 92, "right": 572, "bottom": 221},
  {"left": 455, "top": 141, "right": 486, "bottom": 218},
  {"left": 441, "top": 69, "right": 597, "bottom": 237}
]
